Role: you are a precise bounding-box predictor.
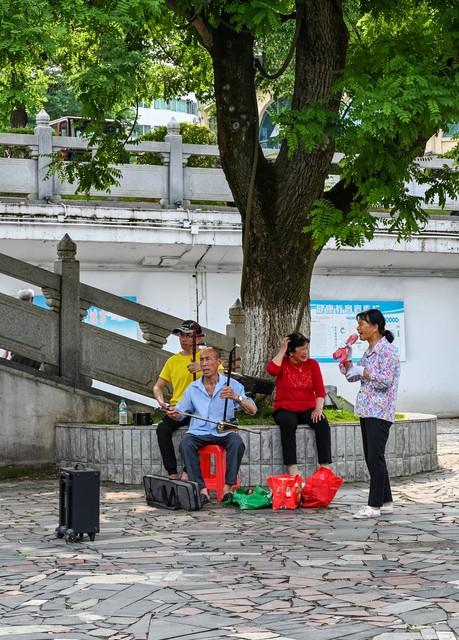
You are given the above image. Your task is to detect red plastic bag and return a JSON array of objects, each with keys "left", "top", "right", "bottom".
[
  {"left": 301, "top": 467, "right": 343, "bottom": 508},
  {"left": 266, "top": 474, "right": 302, "bottom": 510}
]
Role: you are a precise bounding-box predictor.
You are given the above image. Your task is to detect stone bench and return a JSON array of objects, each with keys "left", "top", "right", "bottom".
[{"left": 55, "top": 413, "right": 438, "bottom": 485}]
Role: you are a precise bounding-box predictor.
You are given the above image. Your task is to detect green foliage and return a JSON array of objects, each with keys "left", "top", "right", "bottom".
[
  {"left": 327, "top": 1, "right": 459, "bottom": 240},
  {"left": 0, "top": 127, "right": 33, "bottom": 134},
  {"left": 323, "top": 409, "right": 357, "bottom": 423},
  {"left": 239, "top": 405, "right": 406, "bottom": 425},
  {"left": 1, "top": 0, "right": 459, "bottom": 243},
  {"left": 298, "top": 0, "right": 459, "bottom": 248},
  {"left": 136, "top": 121, "right": 217, "bottom": 167},
  {"left": 225, "top": 0, "right": 293, "bottom": 34},
  {"left": 443, "top": 138, "right": 459, "bottom": 163},
  {"left": 50, "top": 128, "right": 127, "bottom": 195},
  {"left": 0, "top": 0, "right": 58, "bottom": 126},
  {"left": 305, "top": 199, "right": 378, "bottom": 248},
  {"left": 276, "top": 103, "right": 340, "bottom": 157},
  {"left": 42, "top": 72, "right": 83, "bottom": 122},
  {"left": 0, "top": 464, "right": 55, "bottom": 480}
]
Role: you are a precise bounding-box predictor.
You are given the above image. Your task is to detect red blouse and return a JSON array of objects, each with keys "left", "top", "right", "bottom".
[{"left": 266, "top": 357, "right": 326, "bottom": 412}]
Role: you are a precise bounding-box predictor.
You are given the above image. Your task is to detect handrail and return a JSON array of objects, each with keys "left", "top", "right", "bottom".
[
  {"left": 4, "top": 110, "right": 454, "bottom": 207},
  {"left": 0, "top": 252, "right": 60, "bottom": 290},
  {"left": 0, "top": 249, "right": 233, "bottom": 354},
  {"left": 182, "top": 142, "right": 220, "bottom": 157},
  {"left": 0, "top": 133, "right": 37, "bottom": 146},
  {"left": 79, "top": 282, "right": 234, "bottom": 352},
  {"left": 0, "top": 235, "right": 237, "bottom": 398},
  {"left": 51, "top": 137, "right": 172, "bottom": 154}
]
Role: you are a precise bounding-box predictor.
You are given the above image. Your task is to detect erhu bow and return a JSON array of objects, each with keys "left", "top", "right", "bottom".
[
  {"left": 191, "top": 323, "right": 197, "bottom": 381},
  {"left": 223, "top": 342, "right": 239, "bottom": 423}
]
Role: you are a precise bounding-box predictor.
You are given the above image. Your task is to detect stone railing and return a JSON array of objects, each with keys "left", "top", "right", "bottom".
[
  {"left": 55, "top": 414, "right": 438, "bottom": 484},
  {"left": 0, "top": 235, "right": 237, "bottom": 397},
  {"left": 2, "top": 110, "right": 457, "bottom": 208},
  {"left": 0, "top": 110, "right": 231, "bottom": 205}
]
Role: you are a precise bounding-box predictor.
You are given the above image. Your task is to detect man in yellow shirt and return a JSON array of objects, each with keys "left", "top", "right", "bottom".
[{"left": 153, "top": 320, "right": 205, "bottom": 479}]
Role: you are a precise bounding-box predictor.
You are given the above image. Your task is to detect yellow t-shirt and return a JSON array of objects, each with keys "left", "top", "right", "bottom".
[{"left": 158, "top": 351, "right": 203, "bottom": 405}]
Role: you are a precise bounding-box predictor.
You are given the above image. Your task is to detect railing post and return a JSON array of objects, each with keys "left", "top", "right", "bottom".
[
  {"left": 54, "top": 234, "right": 81, "bottom": 383},
  {"left": 34, "top": 110, "right": 54, "bottom": 201},
  {"left": 164, "top": 117, "right": 184, "bottom": 207},
  {"left": 227, "top": 298, "right": 246, "bottom": 363}
]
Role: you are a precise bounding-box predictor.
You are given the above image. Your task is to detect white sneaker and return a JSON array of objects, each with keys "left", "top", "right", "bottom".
[
  {"left": 353, "top": 505, "right": 381, "bottom": 519},
  {"left": 380, "top": 502, "right": 394, "bottom": 514}
]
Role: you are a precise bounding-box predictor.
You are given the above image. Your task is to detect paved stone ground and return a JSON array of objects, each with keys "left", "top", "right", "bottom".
[{"left": 0, "top": 419, "right": 458, "bottom": 640}]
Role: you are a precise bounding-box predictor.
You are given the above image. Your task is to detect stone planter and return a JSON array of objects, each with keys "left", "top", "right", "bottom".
[{"left": 55, "top": 413, "right": 438, "bottom": 485}]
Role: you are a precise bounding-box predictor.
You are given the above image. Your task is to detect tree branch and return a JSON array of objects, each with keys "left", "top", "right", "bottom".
[
  {"left": 280, "top": 11, "right": 297, "bottom": 22},
  {"left": 167, "top": 1, "right": 215, "bottom": 51},
  {"left": 255, "top": 2, "right": 304, "bottom": 81}
]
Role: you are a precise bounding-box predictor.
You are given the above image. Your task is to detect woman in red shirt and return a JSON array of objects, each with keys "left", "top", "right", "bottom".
[{"left": 267, "top": 332, "right": 332, "bottom": 476}]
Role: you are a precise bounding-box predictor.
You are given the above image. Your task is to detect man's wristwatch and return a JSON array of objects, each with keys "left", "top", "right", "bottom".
[{"left": 237, "top": 394, "right": 243, "bottom": 403}]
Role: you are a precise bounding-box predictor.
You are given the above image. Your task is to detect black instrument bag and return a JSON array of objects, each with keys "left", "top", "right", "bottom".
[{"left": 143, "top": 474, "right": 201, "bottom": 511}]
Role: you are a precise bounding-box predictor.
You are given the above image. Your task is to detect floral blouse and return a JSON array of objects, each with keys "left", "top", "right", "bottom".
[{"left": 354, "top": 337, "right": 400, "bottom": 423}]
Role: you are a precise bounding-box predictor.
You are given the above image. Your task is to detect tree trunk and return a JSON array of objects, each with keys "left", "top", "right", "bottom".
[
  {"left": 189, "top": 1, "right": 348, "bottom": 377},
  {"left": 10, "top": 104, "right": 27, "bottom": 129},
  {"left": 243, "top": 226, "right": 316, "bottom": 376}
]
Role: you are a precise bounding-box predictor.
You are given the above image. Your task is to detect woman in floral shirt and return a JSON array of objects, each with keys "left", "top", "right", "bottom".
[{"left": 341, "top": 309, "right": 400, "bottom": 519}]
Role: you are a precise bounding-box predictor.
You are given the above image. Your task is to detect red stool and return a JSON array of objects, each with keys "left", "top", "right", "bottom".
[{"left": 199, "top": 444, "right": 240, "bottom": 502}]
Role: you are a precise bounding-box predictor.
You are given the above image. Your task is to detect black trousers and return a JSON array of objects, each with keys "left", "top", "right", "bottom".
[
  {"left": 179, "top": 433, "right": 245, "bottom": 491},
  {"left": 156, "top": 415, "right": 190, "bottom": 475},
  {"left": 360, "top": 417, "right": 393, "bottom": 508},
  {"left": 273, "top": 408, "right": 332, "bottom": 466}
]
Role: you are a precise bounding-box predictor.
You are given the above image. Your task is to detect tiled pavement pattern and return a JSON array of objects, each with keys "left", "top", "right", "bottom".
[{"left": 0, "top": 419, "right": 458, "bottom": 640}]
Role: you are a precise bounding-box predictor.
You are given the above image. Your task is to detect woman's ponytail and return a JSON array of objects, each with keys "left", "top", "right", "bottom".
[{"left": 383, "top": 329, "right": 394, "bottom": 343}]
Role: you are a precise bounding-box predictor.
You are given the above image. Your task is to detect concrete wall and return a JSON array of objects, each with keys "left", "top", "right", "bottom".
[
  {"left": 0, "top": 207, "right": 458, "bottom": 416},
  {"left": 315, "top": 274, "right": 459, "bottom": 417},
  {"left": 1, "top": 266, "right": 458, "bottom": 416},
  {"left": 0, "top": 364, "right": 120, "bottom": 466},
  {"left": 76, "top": 269, "right": 459, "bottom": 417},
  {"left": 55, "top": 415, "right": 438, "bottom": 485}
]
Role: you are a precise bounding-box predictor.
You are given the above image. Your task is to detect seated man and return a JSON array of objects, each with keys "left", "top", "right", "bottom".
[
  {"left": 153, "top": 320, "right": 205, "bottom": 480},
  {"left": 167, "top": 345, "right": 257, "bottom": 505}
]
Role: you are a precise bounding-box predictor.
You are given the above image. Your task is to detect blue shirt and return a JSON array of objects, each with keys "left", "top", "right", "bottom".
[{"left": 176, "top": 373, "right": 256, "bottom": 437}]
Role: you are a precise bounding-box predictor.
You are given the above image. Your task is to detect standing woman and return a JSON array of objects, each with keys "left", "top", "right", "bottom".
[
  {"left": 342, "top": 309, "right": 400, "bottom": 519},
  {"left": 267, "top": 332, "right": 332, "bottom": 476}
]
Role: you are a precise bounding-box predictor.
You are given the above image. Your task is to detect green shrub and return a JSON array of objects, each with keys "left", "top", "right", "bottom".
[
  {"left": 136, "top": 122, "right": 218, "bottom": 168},
  {"left": 239, "top": 404, "right": 405, "bottom": 425}
]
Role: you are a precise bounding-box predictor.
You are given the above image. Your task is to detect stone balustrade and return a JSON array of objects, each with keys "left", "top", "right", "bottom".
[
  {"left": 0, "top": 234, "right": 236, "bottom": 398},
  {"left": 55, "top": 413, "right": 438, "bottom": 485},
  {"left": 1, "top": 110, "right": 457, "bottom": 208},
  {"left": 0, "top": 110, "right": 229, "bottom": 206}
]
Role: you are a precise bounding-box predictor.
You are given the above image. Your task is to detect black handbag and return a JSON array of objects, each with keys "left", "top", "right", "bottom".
[{"left": 143, "top": 474, "right": 201, "bottom": 511}]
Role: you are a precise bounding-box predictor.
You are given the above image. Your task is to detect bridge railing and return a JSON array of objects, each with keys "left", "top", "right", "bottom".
[
  {"left": 0, "top": 110, "right": 234, "bottom": 205},
  {"left": 1, "top": 110, "right": 458, "bottom": 208},
  {"left": 0, "top": 234, "right": 239, "bottom": 398}
]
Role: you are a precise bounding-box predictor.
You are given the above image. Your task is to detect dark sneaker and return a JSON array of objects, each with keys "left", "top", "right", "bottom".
[
  {"left": 200, "top": 493, "right": 210, "bottom": 507},
  {"left": 222, "top": 492, "right": 234, "bottom": 505}
]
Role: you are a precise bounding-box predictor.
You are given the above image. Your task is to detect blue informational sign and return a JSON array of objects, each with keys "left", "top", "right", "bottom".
[
  {"left": 310, "top": 300, "right": 405, "bottom": 362},
  {"left": 35, "top": 295, "right": 139, "bottom": 340}
]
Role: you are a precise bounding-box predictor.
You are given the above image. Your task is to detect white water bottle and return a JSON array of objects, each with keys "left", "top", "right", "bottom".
[{"left": 119, "top": 399, "right": 128, "bottom": 425}]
